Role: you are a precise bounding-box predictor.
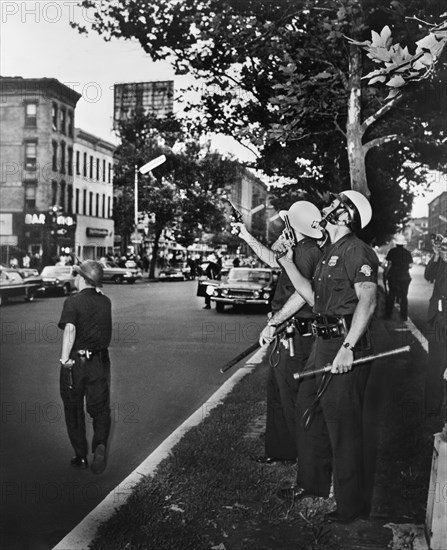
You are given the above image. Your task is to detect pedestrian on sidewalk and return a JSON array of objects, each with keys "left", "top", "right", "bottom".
[
  {"left": 384, "top": 235, "right": 413, "bottom": 321},
  {"left": 279, "top": 191, "right": 378, "bottom": 524},
  {"left": 202, "top": 255, "right": 221, "bottom": 309},
  {"left": 58, "top": 260, "right": 112, "bottom": 474},
  {"left": 233, "top": 201, "right": 324, "bottom": 464},
  {"left": 424, "top": 234, "right": 447, "bottom": 423}
]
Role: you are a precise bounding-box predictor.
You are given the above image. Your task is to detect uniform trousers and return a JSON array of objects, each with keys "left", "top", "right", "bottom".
[
  {"left": 296, "top": 336, "right": 372, "bottom": 518},
  {"left": 385, "top": 276, "right": 411, "bottom": 320},
  {"left": 425, "top": 316, "right": 447, "bottom": 422},
  {"left": 60, "top": 353, "right": 111, "bottom": 458},
  {"left": 265, "top": 332, "right": 313, "bottom": 460}
]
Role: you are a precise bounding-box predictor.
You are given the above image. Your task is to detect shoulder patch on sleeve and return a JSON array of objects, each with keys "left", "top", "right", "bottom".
[{"left": 359, "top": 264, "right": 373, "bottom": 277}]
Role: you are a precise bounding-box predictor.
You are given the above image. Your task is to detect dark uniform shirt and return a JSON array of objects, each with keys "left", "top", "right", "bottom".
[
  {"left": 313, "top": 233, "right": 378, "bottom": 316},
  {"left": 271, "top": 237, "right": 322, "bottom": 317},
  {"left": 58, "top": 288, "right": 112, "bottom": 351},
  {"left": 386, "top": 245, "right": 412, "bottom": 281}
]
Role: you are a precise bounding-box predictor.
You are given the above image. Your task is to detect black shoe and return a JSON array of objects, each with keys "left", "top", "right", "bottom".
[
  {"left": 277, "top": 485, "right": 317, "bottom": 501},
  {"left": 202, "top": 305, "right": 211, "bottom": 309},
  {"left": 91, "top": 444, "right": 106, "bottom": 475},
  {"left": 255, "top": 456, "right": 295, "bottom": 465},
  {"left": 70, "top": 456, "right": 88, "bottom": 469},
  {"left": 325, "top": 509, "right": 368, "bottom": 524}
]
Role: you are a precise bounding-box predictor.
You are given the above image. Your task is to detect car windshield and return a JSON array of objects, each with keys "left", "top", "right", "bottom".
[
  {"left": 41, "top": 266, "right": 72, "bottom": 277},
  {"left": 228, "top": 269, "right": 271, "bottom": 283}
]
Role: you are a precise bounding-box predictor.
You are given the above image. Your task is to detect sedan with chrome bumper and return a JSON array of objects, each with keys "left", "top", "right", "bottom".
[{"left": 211, "top": 267, "right": 279, "bottom": 313}]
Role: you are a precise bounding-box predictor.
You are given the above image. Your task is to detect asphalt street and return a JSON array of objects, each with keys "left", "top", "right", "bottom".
[
  {"left": 0, "top": 265, "right": 434, "bottom": 550},
  {"left": 0, "top": 279, "right": 268, "bottom": 550}
]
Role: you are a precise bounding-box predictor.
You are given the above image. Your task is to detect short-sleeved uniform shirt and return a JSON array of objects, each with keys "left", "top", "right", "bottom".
[
  {"left": 58, "top": 288, "right": 112, "bottom": 351},
  {"left": 271, "top": 237, "right": 323, "bottom": 318},
  {"left": 313, "top": 233, "right": 378, "bottom": 317},
  {"left": 386, "top": 246, "right": 412, "bottom": 281}
]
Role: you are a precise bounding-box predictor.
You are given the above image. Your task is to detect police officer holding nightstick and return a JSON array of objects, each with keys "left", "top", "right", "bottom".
[
  {"left": 278, "top": 191, "right": 378, "bottom": 523},
  {"left": 58, "top": 260, "right": 112, "bottom": 474},
  {"left": 233, "top": 201, "right": 324, "bottom": 464}
]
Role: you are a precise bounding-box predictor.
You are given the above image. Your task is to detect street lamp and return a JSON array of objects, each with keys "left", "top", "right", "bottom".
[{"left": 133, "top": 155, "right": 166, "bottom": 249}]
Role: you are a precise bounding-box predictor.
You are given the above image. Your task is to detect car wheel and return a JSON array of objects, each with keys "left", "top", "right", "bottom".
[
  {"left": 113, "top": 275, "right": 124, "bottom": 284},
  {"left": 62, "top": 283, "right": 71, "bottom": 296},
  {"left": 216, "top": 302, "right": 225, "bottom": 313}
]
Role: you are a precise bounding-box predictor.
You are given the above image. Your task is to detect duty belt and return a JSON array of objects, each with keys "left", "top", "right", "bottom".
[
  {"left": 311, "top": 315, "right": 348, "bottom": 339},
  {"left": 77, "top": 349, "right": 108, "bottom": 361},
  {"left": 293, "top": 318, "right": 314, "bottom": 336}
]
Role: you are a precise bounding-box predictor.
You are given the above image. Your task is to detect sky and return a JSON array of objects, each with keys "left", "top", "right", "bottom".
[{"left": 1, "top": 0, "right": 445, "bottom": 218}]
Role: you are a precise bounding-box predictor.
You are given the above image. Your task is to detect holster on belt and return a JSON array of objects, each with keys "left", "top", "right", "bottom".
[
  {"left": 76, "top": 349, "right": 108, "bottom": 361},
  {"left": 293, "top": 318, "right": 313, "bottom": 336},
  {"left": 311, "top": 314, "right": 371, "bottom": 351}
]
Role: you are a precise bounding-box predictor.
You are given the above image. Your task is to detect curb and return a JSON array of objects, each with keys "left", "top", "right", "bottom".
[{"left": 52, "top": 345, "right": 269, "bottom": 550}]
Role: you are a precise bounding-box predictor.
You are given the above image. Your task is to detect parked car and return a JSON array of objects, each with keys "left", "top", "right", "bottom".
[
  {"left": 211, "top": 267, "right": 279, "bottom": 312},
  {"left": 99, "top": 261, "right": 142, "bottom": 284},
  {"left": 159, "top": 266, "right": 186, "bottom": 281},
  {"left": 40, "top": 265, "right": 77, "bottom": 295},
  {"left": 0, "top": 267, "right": 43, "bottom": 306}
]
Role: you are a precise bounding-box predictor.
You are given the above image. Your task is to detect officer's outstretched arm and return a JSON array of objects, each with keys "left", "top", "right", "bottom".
[
  {"left": 233, "top": 223, "right": 279, "bottom": 268},
  {"left": 277, "top": 252, "right": 314, "bottom": 306},
  {"left": 331, "top": 281, "right": 377, "bottom": 374}
]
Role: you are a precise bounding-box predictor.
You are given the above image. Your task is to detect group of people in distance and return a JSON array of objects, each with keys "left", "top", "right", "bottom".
[{"left": 55, "top": 189, "right": 446, "bottom": 527}]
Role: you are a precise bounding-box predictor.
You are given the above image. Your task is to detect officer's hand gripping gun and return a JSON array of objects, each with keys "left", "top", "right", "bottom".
[
  {"left": 274, "top": 214, "right": 296, "bottom": 260},
  {"left": 225, "top": 199, "right": 244, "bottom": 235}
]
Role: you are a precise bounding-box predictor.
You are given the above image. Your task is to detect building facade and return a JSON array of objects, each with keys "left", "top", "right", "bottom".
[
  {"left": 428, "top": 191, "right": 447, "bottom": 239},
  {"left": 0, "top": 77, "right": 115, "bottom": 266},
  {"left": 73, "top": 129, "right": 115, "bottom": 260}
]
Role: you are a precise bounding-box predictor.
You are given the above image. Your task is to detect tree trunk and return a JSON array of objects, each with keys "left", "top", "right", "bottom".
[
  {"left": 149, "top": 228, "right": 163, "bottom": 279},
  {"left": 346, "top": 45, "right": 369, "bottom": 197}
]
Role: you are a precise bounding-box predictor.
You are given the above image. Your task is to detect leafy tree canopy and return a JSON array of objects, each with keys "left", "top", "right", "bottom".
[{"left": 76, "top": 0, "right": 446, "bottom": 244}]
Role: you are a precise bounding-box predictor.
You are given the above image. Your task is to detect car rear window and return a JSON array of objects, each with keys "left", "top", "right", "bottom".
[
  {"left": 229, "top": 269, "right": 271, "bottom": 283},
  {"left": 41, "top": 267, "right": 71, "bottom": 276}
]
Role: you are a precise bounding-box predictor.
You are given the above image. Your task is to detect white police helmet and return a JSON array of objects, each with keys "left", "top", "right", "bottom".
[{"left": 279, "top": 201, "right": 323, "bottom": 239}]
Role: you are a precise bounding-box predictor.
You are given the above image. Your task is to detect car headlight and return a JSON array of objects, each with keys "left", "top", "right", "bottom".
[
  {"left": 253, "top": 291, "right": 260, "bottom": 298},
  {"left": 56, "top": 279, "right": 60, "bottom": 284},
  {"left": 125, "top": 272, "right": 132, "bottom": 277},
  {"left": 262, "top": 292, "right": 271, "bottom": 299},
  {"left": 221, "top": 289, "right": 228, "bottom": 296}
]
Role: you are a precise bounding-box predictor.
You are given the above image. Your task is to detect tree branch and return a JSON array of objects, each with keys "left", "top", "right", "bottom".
[
  {"left": 333, "top": 115, "right": 347, "bottom": 138},
  {"left": 364, "top": 134, "right": 400, "bottom": 153},
  {"left": 361, "top": 95, "right": 402, "bottom": 133}
]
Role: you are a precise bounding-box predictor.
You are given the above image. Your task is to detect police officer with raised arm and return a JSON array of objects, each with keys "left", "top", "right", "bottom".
[
  {"left": 233, "top": 201, "right": 323, "bottom": 463},
  {"left": 278, "top": 190, "right": 378, "bottom": 523}
]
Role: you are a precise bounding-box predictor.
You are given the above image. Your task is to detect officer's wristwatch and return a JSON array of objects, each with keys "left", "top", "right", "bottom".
[{"left": 342, "top": 341, "right": 355, "bottom": 352}]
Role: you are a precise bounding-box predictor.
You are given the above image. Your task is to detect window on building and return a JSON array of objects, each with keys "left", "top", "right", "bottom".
[
  {"left": 102, "top": 194, "right": 106, "bottom": 218},
  {"left": 52, "top": 141, "right": 58, "bottom": 172},
  {"left": 60, "top": 142, "right": 66, "bottom": 174},
  {"left": 96, "top": 193, "right": 99, "bottom": 217},
  {"left": 67, "top": 184, "right": 73, "bottom": 214},
  {"left": 67, "top": 111, "right": 73, "bottom": 137},
  {"left": 25, "top": 141, "right": 37, "bottom": 170},
  {"left": 108, "top": 196, "right": 111, "bottom": 218},
  {"left": 76, "top": 151, "right": 80, "bottom": 175},
  {"left": 67, "top": 147, "right": 73, "bottom": 176},
  {"left": 108, "top": 162, "right": 112, "bottom": 183},
  {"left": 89, "top": 192, "right": 93, "bottom": 216},
  {"left": 25, "top": 103, "right": 37, "bottom": 127},
  {"left": 52, "top": 103, "right": 58, "bottom": 131},
  {"left": 83, "top": 189, "right": 87, "bottom": 215},
  {"left": 89, "top": 156, "right": 93, "bottom": 179},
  {"left": 60, "top": 181, "right": 66, "bottom": 211},
  {"left": 83, "top": 152, "right": 87, "bottom": 178},
  {"left": 60, "top": 108, "right": 66, "bottom": 134},
  {"left": 96, "top": 158, "right": 100, "bottom": 182},
  {"left": 102, "top": 159, "right": 106, "bottom": 182},
  {"left": 52, "top": 180, "right": 58, "bottom": 206},
  {"left": 75, "top": 188, "right": 80, "bottom": 213},
  {"left": 25, "top": 183, "right": 36, "bottom": 210}
]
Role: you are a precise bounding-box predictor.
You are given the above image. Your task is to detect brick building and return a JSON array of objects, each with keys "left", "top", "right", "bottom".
[
  {"left": 428, "top": 191, "right": 447, "bottom": 239},
  {"left": 0, "top": 77, "right": 115, "bottom": 266}
]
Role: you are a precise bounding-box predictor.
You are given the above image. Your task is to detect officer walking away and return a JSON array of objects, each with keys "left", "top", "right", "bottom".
[
  {"left": 234, "top": 201, "right": 324, "bottom": 464},
  {"left": 58, "top": 260, "right": 112, "bottom": 474},
  {"left": 384, "top": 235, "right": 413, "bottom": 321},
  {"left": 279, "top": 191, "right": 378, "bottom": 523},
  {"left": 424, "top": 234, "right": 447, "bottom": 423}
]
